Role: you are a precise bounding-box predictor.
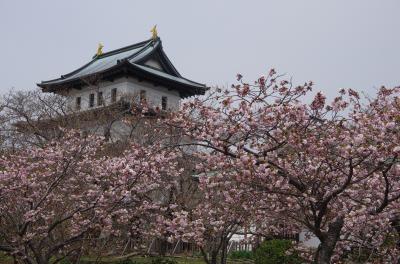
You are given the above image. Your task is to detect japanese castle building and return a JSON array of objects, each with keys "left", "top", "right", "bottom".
[{"left": 38, "top": 34, "right": 207, "bottom": 112}]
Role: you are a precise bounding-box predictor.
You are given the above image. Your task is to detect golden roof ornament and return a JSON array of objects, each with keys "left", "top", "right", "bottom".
[
  {"left": 150, "top": 25, "right": 158, "bottom": 40},
  {"left": 96, "top": 43, "right": 104, "bottom": 56}
]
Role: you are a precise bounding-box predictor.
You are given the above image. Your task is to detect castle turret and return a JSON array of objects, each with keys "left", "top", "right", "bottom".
[{"left": 38, "top": 37, "right": 207, "bottom": 112}]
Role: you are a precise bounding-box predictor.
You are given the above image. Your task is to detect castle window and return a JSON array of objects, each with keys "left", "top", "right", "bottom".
[
  {"left": 75, "top": 97, "right": 81, "bottom": 110},
  {"left": 97, "top": 91, "right": 103, "bottom": 106},
  {"left": 89, "top": 93, "right": 95, "bottom": 108},
  {"left": 140, "top": 90, "right": 146, "bottom": 102},
  {"left": 111, "top": 88, "right": 117, "bottom": 103},
  {"left": 161, "top": 96, "right": 168, "bottom": 110}
]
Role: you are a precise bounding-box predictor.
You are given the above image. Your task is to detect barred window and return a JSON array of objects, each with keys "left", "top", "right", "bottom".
[
  {"left": 111, "top": 88, "right": 117, "bottom": 103},
  {"left": 161, "top": 96, "right": 167, "bottom": 110},
  {"left": 140, "top": 90, "right": 146, "bottom": 102},
  {"left": 89, "top": 93, "right": 95, "bottom": 108},
  {"left": 75, "top": 97, "right": 81, "bottom": 110},
  {"left": 97, "top": 91, "right": 103, "bottom": 106}
]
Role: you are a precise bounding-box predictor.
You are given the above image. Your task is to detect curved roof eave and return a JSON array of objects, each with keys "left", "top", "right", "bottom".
[{"left": 39, "top": 61, "right": 207, "bottom": 96}]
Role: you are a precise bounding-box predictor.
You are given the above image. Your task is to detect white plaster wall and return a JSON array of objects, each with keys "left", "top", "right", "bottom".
[
  {"left": 65, "top": 77, "right": 181, "bottom": 111},
  {"left": 82, "top": 120, "right": 133, "bottom": 142},
  {"left": 231, "top": 233, "right": 253, "bottom": 242},
  {"left": 299, "top": 230, "right": 320, "bottom": 248},
  {"left": 66, "top": 78, "right": 128, "bottom": 111},
  {"left": 125, "top": 77, "right": 181, "bottom": 111},
  {"left": 144, "top": 59, "right": 163, "bottom": 70}
]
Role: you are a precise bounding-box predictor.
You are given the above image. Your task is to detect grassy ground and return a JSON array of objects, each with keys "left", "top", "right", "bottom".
[
  {"left": 82, "top": 257, "right": 204, "bottom": 264},
  {"left": 80, "top": 256, "right": 253, "bottom": 264},
  {"left": 0, "top": 253, "right": 12, "bottom": 264},
  {"left": 0, "top": 253, "right": 254, "bottom": 264}
]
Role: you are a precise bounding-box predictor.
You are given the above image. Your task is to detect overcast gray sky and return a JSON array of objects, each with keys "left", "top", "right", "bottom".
[{"left": 0, "top": 0, "right": 399, "bottom": 99}]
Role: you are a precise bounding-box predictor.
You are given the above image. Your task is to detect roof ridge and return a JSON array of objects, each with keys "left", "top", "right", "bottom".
[
  {"left": 93, "top": 38, "right": 154, "bottom": 59},
  {"left": 157, "top": 46, "right": 181, "bottom": 77},
  {"left": 125, "top": 38, "right": 158, "bottom": 61},
  {"left": 41, "top": 38, "right": 157, "bottom": 83}
]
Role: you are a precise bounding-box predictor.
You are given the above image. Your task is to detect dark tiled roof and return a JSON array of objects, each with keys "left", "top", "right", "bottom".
[{"left": 38, "top": 38, "right": 207, "bottom": 98}]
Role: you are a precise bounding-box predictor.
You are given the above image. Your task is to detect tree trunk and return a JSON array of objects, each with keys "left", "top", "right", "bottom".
[
  {"left": 220, "top": 238, "right": 228, "bottom": 264},
  {"left": 253, "top": 235, "right": 261, "bottom": 252},
  {"left": 314, "top": 217, "right": 344, "bottom": 264},
  {"left": 159, "top": 239, "right": 168, "bottom": 256},
  {"left": 209, "top": 250, "right": 218, "bottom": 264},
  {"left": 391, "top": 217, "right": 400, "bottom": 247},
  {"left": 35, "top": 254, "right": 49, "bottom": 264},
  {"left": 200, "top": 247, "right": 212, "bottom": 264},
  {"left": 200, "top": 244, "right": 224, "bottom": 264},
  {"left": 390, "top": 217, "right": 400, "bottom": 264}
]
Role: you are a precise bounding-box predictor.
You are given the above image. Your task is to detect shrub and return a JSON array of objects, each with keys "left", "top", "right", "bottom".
[
  {"left": 254, "top": 239, "right": 303, "bottom": 264},
  {"left": 229, "top": 250, "right": 254, "bottom": 260}
]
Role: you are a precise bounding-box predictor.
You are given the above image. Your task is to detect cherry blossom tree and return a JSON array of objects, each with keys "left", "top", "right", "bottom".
[
  {"left": 156, "top": 71, "right": 311, "bottom": 264},
  {"left": 0, "top": 89, "right": 68, "bottom": 149},
  {"left": 257, "top": 86, "right": 400, "bottom": 263},
  {"left": 1, "top": 72, "right": 397, "bottom": 264},
  {"left": 158, "top": 169, "right": 255, "bottom": 264},
  {"left": 163, "top": 71, "right": 400, "bottom": 263},
  {"left": 0, "top": 131, "right": 182, "bottom": 264}
]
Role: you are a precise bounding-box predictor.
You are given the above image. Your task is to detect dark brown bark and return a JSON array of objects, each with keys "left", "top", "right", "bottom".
[
  {"left": 159, "top": 239, "right": 168, "bottom": 256},
  {"left": 220, "top": 238, "right": 228, "bottom": 264},
  {"left": 391, "top": 217, "right": 400, "bottom": 247},
  {"left": 200, "top": 247, "right": 220, "bottom": 264},
  {"left": 390, "top": 217, "right": 400, "bottom": 264},
  {"left": 314, "top": 217, "right": 344, "bottom": 264},
  {"left": 210, "top": 250, "right": 218, "bottom": 264},
  {"left": 200, "top": 247, "right": 211, "bottom": 264}
]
